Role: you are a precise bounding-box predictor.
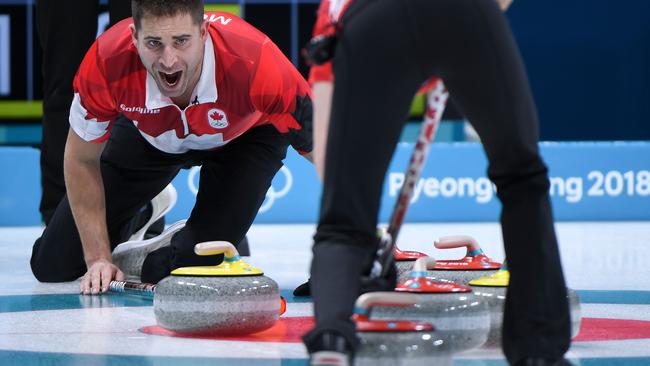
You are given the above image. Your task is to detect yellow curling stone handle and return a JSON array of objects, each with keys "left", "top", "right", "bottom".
[{"left": 171, "top": 240, "right": 264, "bottom": 276}]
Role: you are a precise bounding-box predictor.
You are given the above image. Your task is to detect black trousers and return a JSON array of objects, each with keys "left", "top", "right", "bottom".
[
  {"left": 306, "top": 0, "right": 571, "bottom": 363},
  {"left": 36, "top": 0, "right": 131, "bottom": 225},
  {"left": 30, "top": 118, "right": 288, "bottom": 284}
]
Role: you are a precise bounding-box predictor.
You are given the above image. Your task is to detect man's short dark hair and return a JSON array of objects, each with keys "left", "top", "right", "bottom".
[{"left": 132, "top": 0, "right": 204, "bottom": 30}]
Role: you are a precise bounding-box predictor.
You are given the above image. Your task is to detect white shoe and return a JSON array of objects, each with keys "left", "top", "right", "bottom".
[
  {"left": 113, "top": 220, "right": 186, "bottom": 279},
  {"left": 129, "top": 183, "right": 178, "bottom": 241}
]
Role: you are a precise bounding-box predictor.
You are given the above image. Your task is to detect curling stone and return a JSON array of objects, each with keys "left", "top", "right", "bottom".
[
  {"left": 468, "top": 264, "right": 582, "bottom": 347},
  {"left": 373, "top": 227, "right": 429, "bottom": 282},
  {"left": 394, "top": 246, "right": 429, "bottom": 282},
  {"left": 370, "top": 257, "right": 490, "bottom": 352},
  {"left": 419, "top": 235, "right": 501, "bottom": 285},
  {"left": 354, "top": 292, "right": 454, "bottom": 366},
  {"left": 154, "top": 241, "right": 281, "bottom": 335}
]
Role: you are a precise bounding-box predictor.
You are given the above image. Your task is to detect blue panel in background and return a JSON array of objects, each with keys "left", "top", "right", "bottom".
[
  {"left": 537, "top": 142, "right": 650, "bottom": 221},
  {"left": 165, "top": 141, "right": 650, "bottom": 224},
  {"left": 0, "top": 142, "right": 649, "bottom": 226},
  {"left": 0, "top": 146, "right": 41, "bottom": 225}
]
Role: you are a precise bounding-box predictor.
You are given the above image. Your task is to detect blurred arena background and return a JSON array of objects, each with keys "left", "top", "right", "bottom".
[
  {"left": 0, "top": 2, "right": 649, "bottom": 365},
  {"left": 0, "top": 0, "right": 648, "bottom": 225}
]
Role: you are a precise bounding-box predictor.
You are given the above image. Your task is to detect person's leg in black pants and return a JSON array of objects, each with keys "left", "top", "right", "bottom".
[
  {"left": 140, "top": 126, "right": 289, "bottom": 284},
  {"left": 307, "top": 0, "right": 570, "bottom": 363},
  {"left": 306, "top": 0, "right": 428, "bottom": 352},
  {"left": 30, "top": 118, "right": 181, "bottom": 282},
  {"left": 37, "top": 0, "right": 99, "bottom": 225},
  {"left": 36, "top": 0, "right": 131, "bottom": 225},
  {"left": 408, "top": 1, "right": 571, "bottom": 362}
]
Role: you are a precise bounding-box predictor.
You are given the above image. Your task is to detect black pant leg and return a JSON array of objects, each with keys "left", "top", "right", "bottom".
[
  {"left": 30, "top": 119, "right": 182, "bottom": 282},
  {"left": 307, "top": 0, "right": 570, "bottom": 360},
  {"left": 165, "top": 126, "right": 289, "bottom": 273},
  {"left": 406, "top": 0, "right": 571, "bottom": 361},
  {"left": 99, "top": 118, "right": 184, "bottom": 243},
  {"left": 36, "top": 0, "right": 100, "bottom": 225},
  {"left": 307, "top": 0, "right": 427, "bottom": 349}
]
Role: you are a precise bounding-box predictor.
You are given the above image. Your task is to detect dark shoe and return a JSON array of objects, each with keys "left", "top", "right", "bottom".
[
  {"left": 359, "top": 262, "right": 397, "bottom": 293},
  {"left": 141, "top": 246, "right": 172, "bottom": 284},
  {"left": 236, "top": 236, "right": 251, "bottom": 256},
  {"left": 308, "top": 331, "right": 352, "bottom": 366},
  {"left": 293, "top": 279, "right": 311, "bottom": 297},
  {"left": 144, "top": 216, "right": 165, "bottom": 239},
  {"left": 514, "top": 358, "right": 574, "bottom": 366},
  {"left": 113, "top": 220, "right": 186, "bottom": 278},
  {"left": 295, "top": 261, "right": 397, "bottom": 298}
]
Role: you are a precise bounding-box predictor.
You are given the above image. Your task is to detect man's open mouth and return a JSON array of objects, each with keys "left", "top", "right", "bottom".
[{"left": 159, "top": 71, "right": 182, "bottom": 87}]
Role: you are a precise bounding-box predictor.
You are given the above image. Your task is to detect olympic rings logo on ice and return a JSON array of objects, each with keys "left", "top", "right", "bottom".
[{"left": 187, "top": 165, "right": 293, "bottom": 213}]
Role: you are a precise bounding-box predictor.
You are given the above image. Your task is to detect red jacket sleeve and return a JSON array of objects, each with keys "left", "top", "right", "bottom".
[{"left": 70, "top": 41, "right": 119, "bottom": 143}]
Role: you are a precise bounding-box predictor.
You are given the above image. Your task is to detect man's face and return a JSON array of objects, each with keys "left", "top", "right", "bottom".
[{"left": 131, "top": 13, "right": 207, "bottom": 99}]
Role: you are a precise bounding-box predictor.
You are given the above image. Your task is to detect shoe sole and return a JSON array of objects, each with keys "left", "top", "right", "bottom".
[
  {"left": 114, "top": 220, "right": 186, "bottom": 255},
  {"left": 112, "top": 220, "right": 186, "bottom": 278}
]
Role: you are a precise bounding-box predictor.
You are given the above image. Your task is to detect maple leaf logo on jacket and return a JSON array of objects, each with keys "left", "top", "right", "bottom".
[{"left": 207, "top": 108, "right": 228, "bottom": 129}]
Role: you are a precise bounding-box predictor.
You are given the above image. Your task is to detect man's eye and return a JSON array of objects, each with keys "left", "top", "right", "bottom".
[
  {"left": 147, "top": 40, "right": 161, "bottom": 48},
  {"left": 176, "top": 38, "right": 188, "bottom": 46}
]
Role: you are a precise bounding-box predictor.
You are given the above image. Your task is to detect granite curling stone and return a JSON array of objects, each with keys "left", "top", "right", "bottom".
[
  {"left": 370, "top": 257, "right": 490, "bottom": 352},
  {"left": 412, "top": 235, "right": 501, "bottom": 285},
  {"left": 394, "top": 246, "right": 429, "bottom": 282},
  {"left": 353, "top": 292, "right": 454, "bottom": 366},
  {"left": 374, "top": 227, "right": 430, "bottom": 281},
  {"left": 154, "top": 241, "right": 281, "bottom": 335},
  {"left": 468, "top": 265, "right": 582, "bottom": 347}
]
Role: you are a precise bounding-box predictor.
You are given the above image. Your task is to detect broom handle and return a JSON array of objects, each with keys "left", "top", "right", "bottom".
[
  {"left": 108, "top": 280, "right": 156, "bottom": 298},
  {"left": 370, "top": 78, "right": 449, "bottom": 279}
]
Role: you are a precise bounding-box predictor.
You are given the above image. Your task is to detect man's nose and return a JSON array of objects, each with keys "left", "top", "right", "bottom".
[{"left": 160, "top": 46, "right": 178, "bottom": 69}]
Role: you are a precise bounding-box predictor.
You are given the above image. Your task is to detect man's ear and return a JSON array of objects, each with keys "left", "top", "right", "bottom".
[
  {"left": 129, "top": 23, "right": 138, "bottom": 47},
  {"left": 200, "top": 20, "right": 208, "bottom": 41}
]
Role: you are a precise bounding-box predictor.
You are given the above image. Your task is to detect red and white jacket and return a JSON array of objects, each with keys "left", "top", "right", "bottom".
[{"left": 71, "top": 12, "right": 313, "bottom": 155}]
